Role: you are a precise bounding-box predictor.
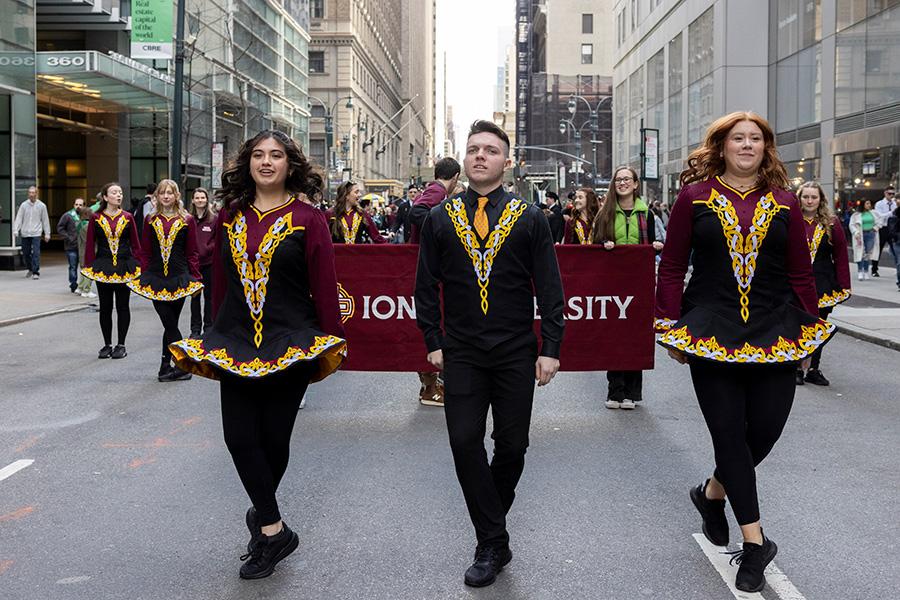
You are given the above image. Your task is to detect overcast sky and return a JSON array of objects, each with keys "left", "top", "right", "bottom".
[{"left": 435, "top": 0, "right": 515, "bottom": 157}]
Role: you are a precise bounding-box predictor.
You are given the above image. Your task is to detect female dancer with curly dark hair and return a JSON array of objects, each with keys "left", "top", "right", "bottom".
[
  {"left": 325, "top": 180, "right": 387, "bottom": 243},
  {"left": 170, "top": 130, "right": 347, "bottom": 579},
  {"left": 562, "top": 187, "right": 600, "bottom": 244},
  {"left": 655, "top": 112, "right": 834, "bottom": 593}
]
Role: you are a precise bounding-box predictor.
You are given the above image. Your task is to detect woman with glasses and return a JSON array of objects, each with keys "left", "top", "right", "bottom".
[
  {"left": 169, "top": 130, "right": 347, "bottom": 580},
  {"left": 655, "top": 112, "right": 834, "bottom": 593},
  {"left": 592, "top": 166, "right": 663, "bottom": 409}
]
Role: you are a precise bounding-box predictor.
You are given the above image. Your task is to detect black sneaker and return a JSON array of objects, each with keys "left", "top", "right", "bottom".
[
  {"left": 729, "top": 536, "right": 778, "bottom": 593},
  {"left": 245, "top": 507, "right": 261, "bottom": 553},
  {"left": 98, "top": 345, "right": 113, "bottom": 359},
  {"left": 804, "top": 369, "right": 830, "bottom": 386},
  {"left": 690, "top": 480, "right": 729, "bottom": 546},
  {"left": 463, "top": 544, "right": 512, "bottom": 587},
  {"left": 111, "top": 345, "right": 127, "bottom": 359},
  {"left": 160, "top": 366, "right": 192, "bottom": 382},
  {"left": 794, "top": 369, "right": 805, "bottom": 386},
  {"left": 239, "top": 523, "right": 299, "bottom": 580},
  {"left": 871, "top": 271, "right": 879, "bottom": 277}
]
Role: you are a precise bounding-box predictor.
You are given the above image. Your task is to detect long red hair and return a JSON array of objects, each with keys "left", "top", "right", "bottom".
[{"left": 680, "top": 111, "right": 789, "bottom": 190}]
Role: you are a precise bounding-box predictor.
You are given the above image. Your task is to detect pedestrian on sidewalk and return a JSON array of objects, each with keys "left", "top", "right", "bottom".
[
  {"left": 407, "top": 156, "right": 461, "bottom": 407},
  {"left": 415, "top": 120, "right": 565, "bottom": 588},
  {"left": 655, "top": 112, "right": 834, "bottom": 594},
  {"left": 562, "top": 187, "right": 599, "bottom": 245},
  {"left": 796, "top": 181, "right": 851, "bottom": 387},
  {"left": 188, "top": 187, "right": 217, "bottom": 337},
  {"left": 13, "top": 186, "right": 51, "bottom": 279},
  {"left": 872, "top": 185, "right": 895, "bottom": 276},
  {"left": 168, "top": 130, "right": 346, "bottom": 580},
  {"left": 849, "top": 200, "right": 877, "bottom": 280},
  {"left": 57, "top": 197, "right": 84, "bottom": 293},
  {"left": 128, "top": 179, "right": 203, "bottom": 381},
  {"left": 540, "top": 191, "right": 565, "bottom": 244},
  {"left": 130, "top": 183, "right": 157, "bottom": 239},
  {"left": 325, "top": 181, "right": 387, "bottom": 244},
  {"left": 889, "top": 198, "right": 900, "bottom": 291},
  {"left": 81, "top": 182, "right": 142, "bottom": 359},
  {"left": 75, "top": 203, "right": 96, "bottom": 297},
  {"left": 592, "top": 167, "right": 663, "bottom": 409}
]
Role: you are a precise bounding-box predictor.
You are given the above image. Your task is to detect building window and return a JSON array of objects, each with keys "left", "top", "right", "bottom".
[
  {"left": 310, "top": 0, "right": 324, "bottom": 19},
  {"left": 582, "top": 13, "right": 593, "bottom": 34},
  {"left": 309, "top": 51, "right": 325, "bottom": 73},
  {"left": 581, "top": 43, "right": 593, "bottom": 64},
  {"left": 668, "top": 33, "right": 683, "bottom": 152},
  {"left": 310, "top": 105, "right": 326, "bottom": 118}
]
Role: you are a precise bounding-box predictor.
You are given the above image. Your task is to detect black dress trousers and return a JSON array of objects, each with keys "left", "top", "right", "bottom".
[{"left": 442, "top": 332, "right": 538, "bottom": 549}]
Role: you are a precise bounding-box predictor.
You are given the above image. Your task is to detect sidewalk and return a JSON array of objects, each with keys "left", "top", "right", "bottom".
[
  {"left": 830, "top": 261, "right": 900, "bottom": 351},
  {"left": 0, "top": 252, "right": 96, "bottom": 326},
  {"left": 2, "top": 251, "right": 900, "bottom": 351}
]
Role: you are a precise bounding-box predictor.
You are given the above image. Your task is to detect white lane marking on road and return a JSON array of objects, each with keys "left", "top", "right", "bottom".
[
  {"left": 692, "top": 533, "right": 807, "bottom": 600},
  {"left": 57, "top": 576, "right": 91, "bottom": 584},
  {"left": 0, "top": 459, "right": 34, "bottom": 482}
]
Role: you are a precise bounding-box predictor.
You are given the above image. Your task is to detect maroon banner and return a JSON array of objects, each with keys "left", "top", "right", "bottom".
[{"left": 334, "top": 244, "right": 655, "bottom": 372}]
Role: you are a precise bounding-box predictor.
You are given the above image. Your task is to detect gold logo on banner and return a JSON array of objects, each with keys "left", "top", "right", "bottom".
[{"left": 337, "top": 282, "right": 355, "bottom": 323}]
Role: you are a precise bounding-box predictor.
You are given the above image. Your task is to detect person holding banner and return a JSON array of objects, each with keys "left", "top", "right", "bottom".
[
  {"left": 562, "top": 187, "right": 600, "bottom": 245},
  {"left": 128, "top": 179, "right": 203, "bottom": 381},
  {"left": 415, "top": 120, "right": 565, "bottom": 588},
  {"left": 592, "top": 166, "right": 663, "bottom": 409},
  {"left": 169, "top": 130, "right": 347, "bottom": 580},
  {"left": 795, "top": 181, "right": 851, "bottom": 386},
  {"left": 655, "top": 112, "right": 834, "bottom": 593},
  {"left": 326, "top": 181, "right": 388, "bottom": 244}
]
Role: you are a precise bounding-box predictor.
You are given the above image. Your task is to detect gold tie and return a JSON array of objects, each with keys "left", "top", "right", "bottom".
[{"left": 474, "top": 197, "right": 489, "bottom": 239}]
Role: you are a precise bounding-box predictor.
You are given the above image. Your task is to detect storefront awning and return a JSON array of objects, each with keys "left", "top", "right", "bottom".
[{"left": 36, "top": 51, "right": 173, "bottom": 113}]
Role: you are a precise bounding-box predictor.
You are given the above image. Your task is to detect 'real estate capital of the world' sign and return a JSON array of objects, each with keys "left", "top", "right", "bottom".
[{"left": 131, "top": 0, "right": 173, "bottom": 59}]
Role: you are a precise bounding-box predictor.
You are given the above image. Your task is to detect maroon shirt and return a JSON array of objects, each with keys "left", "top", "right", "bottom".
[
  {"left": 195, "top": 210, "right": 217, "bottom": 267},
  {"left": 656, "top": 177, "right": 819, "bottom": 326},
  {"left": 324, "top": 208, "right": 387, "bottom": 244},
  {"left": 409, "top": 180, "right": 448, "bottom": 244},
  {"left": 562, "top": 216, "right": 591, "bottom": 244}
]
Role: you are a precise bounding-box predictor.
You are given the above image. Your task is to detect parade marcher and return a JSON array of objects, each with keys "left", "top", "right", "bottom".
[
  {"left": 407, "top": 156, "right": 461, "bottom": 407},
  {"left": 872, "top": 185, "right": 895, "bottom": 276},
  {"left": 415, "top": 120, "right": 565, "bottom": 588},
  {"left": 168, "top": 130, "right": 346, "bottom": 580},
  {"left": 13, "top": 186, "right": 51, "bottom": 279},
  {"left": 849, "top": 200, "right": 877, "bottom": 280},
  {"left": 795, "top": 182, "right": 851, "bottom": 387},
  {"left": 75, "top": 203, "right": 96, "bottom": 297},
  {"left": 326, "top": 181, "right": 387, "bottom": 244},
  {"left": 81, "top": 182, "right": 142, "bottom": 359},
  {"left": 655, "top": 112, "right": 834, "bottom": 593},
  {"left": 890, "top": 198, "right": 900, "bottom": 291},
  {"left": 392, "top": 185, "right": 418, "bottom": 243},
  {"left": 563, "top": 187, "right": 600, "bottom": 245},
  {"left": 57, "top": 197, "right": 85, "bottom": 293},
  {"left": 189, "top": 187, "right": 217, "bottom": 337},
  {"left": 128, "top": 179, "right": 203, "bottom": 381},
  {"left": 592, "top": 168, "right": 662, "bottom": 409},
  {"left": 541, "top": 191, "right": 565, "bottom": 244}
]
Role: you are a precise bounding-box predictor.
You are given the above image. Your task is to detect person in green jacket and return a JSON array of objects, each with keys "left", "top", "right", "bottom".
[{"left": 592, "top": 165, "right": 664, "bottom": 409}]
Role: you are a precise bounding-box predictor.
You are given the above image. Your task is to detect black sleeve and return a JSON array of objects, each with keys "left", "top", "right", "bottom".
[
  {"left": 414, "top": 210, "right": 444, "bottom": 353},
  {"left": 529, "top": 208, "right": 565, "bottom": 358},
  {"left": 647, "top": 211, "right": 656, "bottom": 245},
  {"left": 408, "top": 202, "right": 430, "bottom": 230}
]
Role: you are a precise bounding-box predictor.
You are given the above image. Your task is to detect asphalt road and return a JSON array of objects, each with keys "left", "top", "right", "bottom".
[{"left": 1, "top": 302, "right": 897, "bottom": 600}]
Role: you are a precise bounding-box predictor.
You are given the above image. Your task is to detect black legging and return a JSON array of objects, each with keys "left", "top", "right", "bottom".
[
  {"left": 153, "top": 298, "right": 186, "bottom": 360},
  {"left": 190, "top": 264, "right": 213, "bottom": 334},
  {"left": 97, "top": 282, "right": 131, "bottom": 346},
  {"left": 689, "top": 360, "right": 795, "bottom": 526},
  {"left": 220, "top": 364, "right": 314, "bottom": 526},
  {"left": 809, "top": 307, "right": 833, "bottom": 370}
]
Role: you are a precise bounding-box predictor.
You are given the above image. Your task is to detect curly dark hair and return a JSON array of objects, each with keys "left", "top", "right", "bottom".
[{"left": 216, "top": 130, "right": 323, "bottom": 211}]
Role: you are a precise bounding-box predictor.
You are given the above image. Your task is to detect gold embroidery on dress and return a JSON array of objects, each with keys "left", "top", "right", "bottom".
[
  {"left": 808, "top": 223, "right": 825, "bottom": 264},
  {"left": 97, "top": 214, "right": 128, "bottom": 267},
  {"left": 574, "top": 220, "right": 590, "bottom": 244},
  {"left": 818, "top": 288, "right": 851, "bottom": 308},
  {"left": 694, "top": 189, "right": 786, "bottom": 322},
  {"left": 659, "top": 320, "right": 835, "bottom": 363},
  {"left": 341, "top": 212, "right": 362, "bottom": 244},
  {"left": 225, "top": 211, "right": 305, "bottom": 348},
  {"left": 128, "top": 278, "right": 202, "bottom": 301},
  {"left": 151, "top": 217, "right": 186, "bottom": 276},
  {"left": 445, "top": 198, "right": 528, "bottom": 315}
]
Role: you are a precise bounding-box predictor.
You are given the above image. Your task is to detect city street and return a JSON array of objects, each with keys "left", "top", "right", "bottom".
[{"left": 1, "top": 262, "right": 898, "bottom": 600}]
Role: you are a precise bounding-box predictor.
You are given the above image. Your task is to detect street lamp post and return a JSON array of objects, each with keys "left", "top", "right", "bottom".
[
  {"left": 567, "top": 94, "right": 606, "bottom": 187},
  {"left": 559, "top": 118, "right": 592, "bottom": 187},
  {"left": 309, "top": 94, "right": 353, "bottom": 201}
]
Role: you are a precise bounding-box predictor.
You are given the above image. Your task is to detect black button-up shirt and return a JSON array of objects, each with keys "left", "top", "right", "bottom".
[{"left": 415, "top": 184, "right": 565, "bottom": 358}]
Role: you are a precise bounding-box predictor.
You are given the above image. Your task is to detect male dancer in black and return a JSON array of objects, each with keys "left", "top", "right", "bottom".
[{"left": 415, "top": 120, "right": 565, "bottom": 587}]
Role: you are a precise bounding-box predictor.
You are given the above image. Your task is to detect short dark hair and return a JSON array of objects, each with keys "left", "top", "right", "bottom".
[
  {"left": 146, "top": 182, "right": 157, "bottom": 194},
  {"left": 406, "top": 184, "right": 419, "bottom": 193},
  {"left": 467, "top": 120, "right": 510, "bottom": 153},
  {"left": 545, "top": 191, "right": 559, "bottom": 201},
  {"left": 434, "top": 157, "right": 460, "bottom": 181}
]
